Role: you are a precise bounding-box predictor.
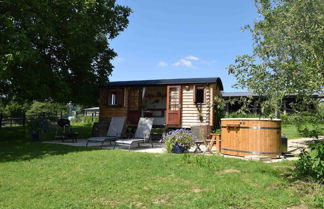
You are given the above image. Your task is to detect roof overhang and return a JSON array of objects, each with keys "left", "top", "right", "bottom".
[{"left": 102, "top": 77, "right": 224, "bottom": 90}]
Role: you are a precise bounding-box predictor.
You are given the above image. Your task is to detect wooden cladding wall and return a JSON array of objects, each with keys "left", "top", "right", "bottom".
[
  {"left": 181, "top": 84, "right": 213, "bottom": 128},
  {"left": 99, "top": 83, "right": 221, "bottom": 129},
  {"left": 99, "top": 87, "right": 128, "bottom": 123}
]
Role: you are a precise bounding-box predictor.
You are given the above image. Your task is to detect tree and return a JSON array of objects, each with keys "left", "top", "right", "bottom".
[
  {"left": 26, "top": 101, "right": 67, "bottom": 116},
  {"left": 0, "top": 0, "right": 131, "bottom": 106},
  {"left": 228, "top": 0, "right": 324, "bottom": 117},
  {"left": 2, "top": 99, "right": 30, "bottom": 116}
]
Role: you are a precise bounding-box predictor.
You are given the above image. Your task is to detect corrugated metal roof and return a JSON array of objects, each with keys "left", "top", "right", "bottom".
[
  {"left": 221, "top": 92, "right": 257, "bottom": 97},
  {"left": 83, "top": 107, "right": 99, "bottom": 111},
  {"left": 221, "top": 91, "right": 324, "bottom": 98},
  {"left": 103, "top": 77, "right": 223, "bottom": 90}
]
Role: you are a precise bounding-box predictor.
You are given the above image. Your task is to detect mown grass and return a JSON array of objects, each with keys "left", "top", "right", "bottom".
[
  {"left": 0, "top": 127, "right": 323, "bottom": 209},
  {"left": 282, "top": 123, "right": 324, "bottom": 139},
  {"left": 282, "top": 125, "right": 302, "bottom": 139}
]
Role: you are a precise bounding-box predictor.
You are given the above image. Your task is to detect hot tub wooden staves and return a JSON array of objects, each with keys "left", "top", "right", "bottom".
[{"left": 221, "top": 118, "right": 281, "bottom": 158}]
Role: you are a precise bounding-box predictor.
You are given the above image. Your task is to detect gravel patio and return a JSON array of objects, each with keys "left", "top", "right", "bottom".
[{"left": 43, "top": 136, "right": 324, "bottom": 161}]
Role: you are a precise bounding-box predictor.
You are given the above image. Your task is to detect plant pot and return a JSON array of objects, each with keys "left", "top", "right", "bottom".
[{"left": 171, "top": 144, "right": 185, "bottom": 153}]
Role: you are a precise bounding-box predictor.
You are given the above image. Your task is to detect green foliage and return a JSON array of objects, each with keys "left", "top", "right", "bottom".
[
  {"left": 26, "top": 101, "right": 67, "bottom": 116},
  {"left": 294, "top": 141, "right": 324, "bottom": 183},
  {"left": 25, "top": 116, "right": 55, "bottom": 141},
  {"left": 162, "top": 129, "right": 196, "bottom": 153},
  {"left": 2, "top": 100, "right": 30, "bottom": 116},
  {"left": 228, "top": 0, "right": 324, "bottom": 117},
  {"left": 213, "top": 96, "right": 225, "bottom": 128},
  {"left": 0, "top": 0, "right": 131, "bottom": 105},
  {"left": 72, "top": 115, "right": 98, "bottom": 126}
]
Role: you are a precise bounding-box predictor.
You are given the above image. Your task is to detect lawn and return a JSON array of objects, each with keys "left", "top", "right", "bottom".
[
  {"left": 282, "top": 123, "right": 324, "bottom": 139},
  {"left": 0, "top": 127, "right": 323, "bottom": 209}
]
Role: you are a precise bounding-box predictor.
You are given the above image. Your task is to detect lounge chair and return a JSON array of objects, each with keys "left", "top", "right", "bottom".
[
  {"left": 114, "top": 117, "right": 154, "bottom": 151},
  {"left": 86, "top": 117, "right": 126, "bottom": 147}
]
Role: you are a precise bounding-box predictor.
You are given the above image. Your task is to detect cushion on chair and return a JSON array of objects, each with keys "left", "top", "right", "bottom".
[
  {"left": 134, "top": 118, "right": 154, "bottom": 141},
  {"left": 87, "top": 136, "right": 118, "bottom": 142},
  {"left": 107, "top": 117, "right": 126, "bottom": 138},
  {"left": 115, "top": 139, "right": 145, "bottom": 145}
]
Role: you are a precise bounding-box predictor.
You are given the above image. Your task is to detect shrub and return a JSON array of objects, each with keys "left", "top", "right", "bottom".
[
  {"left": 3, "top": 100, "right": 30, "bottom": 116},
  {"left": 294, "top": 141, "right": 324, "bottom": 183},
  {"left": 72, "top": 115, "right": 98, "bottom": 125},
  {"left": 26, "top": 116, "right": 55, "bottom": 141},
  {"left": 161, "top": 129, "right": 197, "bottom": 153},
  {"left": 26, "top": 101, "right": 67, "bottom": 116}
]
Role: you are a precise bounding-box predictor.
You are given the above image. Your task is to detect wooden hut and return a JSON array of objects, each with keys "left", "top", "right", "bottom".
[{"left": 99, "top": 77, "right": 223, "bottom": 129}]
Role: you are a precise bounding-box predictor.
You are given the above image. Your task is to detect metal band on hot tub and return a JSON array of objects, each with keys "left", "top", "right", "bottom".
[
  {"left": 221, "top": 148, "right": 281, "bottom": 155},
  {"left": 221, "top": 126, "right": 280, "bottom": 130}
]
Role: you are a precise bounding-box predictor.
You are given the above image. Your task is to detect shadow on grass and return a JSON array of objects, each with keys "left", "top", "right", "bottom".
[{"left": 0, "top": 126, "right": 95, "bottom": 163}]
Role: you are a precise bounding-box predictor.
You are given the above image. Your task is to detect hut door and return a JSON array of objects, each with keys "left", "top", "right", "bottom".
[
  {"left": 166, "top": 85, "right": 182, "bottom": 127},
  {"left": 128, "top": 88, "right": 141, "bottom": 126}
]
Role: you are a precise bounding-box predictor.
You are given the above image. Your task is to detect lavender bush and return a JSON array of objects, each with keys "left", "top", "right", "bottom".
[{"left": 161, "top": 129, "right": 197, "bottom": 153}]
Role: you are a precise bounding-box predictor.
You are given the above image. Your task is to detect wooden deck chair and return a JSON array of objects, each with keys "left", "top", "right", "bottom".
[
  {"left": 114, "top": 118, "right": 154, "bottom": 151},
  {"left": 86, "top": 117, "right": 126, "bottom": 147}
]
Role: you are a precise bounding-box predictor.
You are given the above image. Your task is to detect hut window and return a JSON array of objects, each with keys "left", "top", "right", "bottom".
[
  {"left": 195, "top": 86, "right": 205, "bottom": 103},
  {"left": 107, "top": 88, "right": 124, "bottom": 107},
  {"left": 111, "top": 93, "right": 116, "bottom": 105}
]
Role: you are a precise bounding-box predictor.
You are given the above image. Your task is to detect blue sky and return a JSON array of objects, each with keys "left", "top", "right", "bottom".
[{"left": 110, "top": 0, "right": 258, "bottom": 92}]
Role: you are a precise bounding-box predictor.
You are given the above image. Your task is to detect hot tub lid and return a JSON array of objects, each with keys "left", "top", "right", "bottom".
[{"left": 221, "top": 118, "right": 281, "bottom": 121}]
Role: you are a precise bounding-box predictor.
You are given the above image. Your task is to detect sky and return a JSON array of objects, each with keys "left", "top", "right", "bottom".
[{"left": 110, "top": 0, "right": 258, "bottom": 92}]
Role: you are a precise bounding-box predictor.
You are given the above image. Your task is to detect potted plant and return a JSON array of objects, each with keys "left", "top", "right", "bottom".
[
  {"left": 26, "top": 116, "right": 51, "bottom": 141},
  {"left": 161, "top": 129, "right": 196, "bottom": 153}
]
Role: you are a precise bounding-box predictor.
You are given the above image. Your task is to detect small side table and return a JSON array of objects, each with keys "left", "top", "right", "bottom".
[{"left": 194, "top": 141, "right": 204, "bottom": 153}]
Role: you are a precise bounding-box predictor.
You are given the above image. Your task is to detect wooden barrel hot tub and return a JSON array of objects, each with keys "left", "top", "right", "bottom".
[{"left": 221, "top": 118, "right": 281, "bottom": 158}]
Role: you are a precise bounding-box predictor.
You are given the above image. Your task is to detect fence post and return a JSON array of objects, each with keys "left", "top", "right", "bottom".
[
  {"left": 0, "top": 113, "right": 2, "bottom": 128},
  {"left": 60, "top": 112, "right": 63, "bottom": 119},
  {"left": 92, "top": 113, "right": 94, "bottom": 122}
]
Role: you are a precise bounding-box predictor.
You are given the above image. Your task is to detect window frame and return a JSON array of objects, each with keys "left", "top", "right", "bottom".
[
  {"left": 194, "top": 85, "right": 205, "bottom": 104},
  {"left": 107, "top": 88, "right": 124, "bottom": 107}
]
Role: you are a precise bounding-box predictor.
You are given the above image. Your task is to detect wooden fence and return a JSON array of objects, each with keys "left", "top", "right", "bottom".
[
  {"left": 0, "top": 113, "right": 61, "bottom": 128},
  {"left": 0, "top": 112, "right": 99, "bottom": 128}
]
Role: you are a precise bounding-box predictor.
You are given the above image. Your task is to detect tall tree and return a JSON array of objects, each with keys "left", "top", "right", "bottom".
[
  {"left": 228, "top": 0, "right": 324, "bottom": 117},
  {"left": 0, "top": 0, "right": 131, "bottom": 105}
]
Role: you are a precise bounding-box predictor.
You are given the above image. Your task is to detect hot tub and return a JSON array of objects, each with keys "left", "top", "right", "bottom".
[{"left": 221, "top": 118, "right": 281, "bottom": 158}]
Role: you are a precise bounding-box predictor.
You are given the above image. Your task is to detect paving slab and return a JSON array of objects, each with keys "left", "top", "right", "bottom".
[{"left": 43, "top": 136, "right": 323, "bottom": 162}]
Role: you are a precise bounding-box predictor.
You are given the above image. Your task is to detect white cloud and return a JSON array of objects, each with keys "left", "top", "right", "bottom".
[
  {"left": 173, "top": 59, "right": 193, "bottom": 67},
  {"left": 158, "top": 56, "right": 201, "bottom": 68},
  {"left": 173, "top": 56, "right": 200, "bottom": 67},
  {"left": 185, "top": 56, "right": 200, "bottom": 61},
  {"left": 157, "top": 61, "right": 168, "bottom": 67}
]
